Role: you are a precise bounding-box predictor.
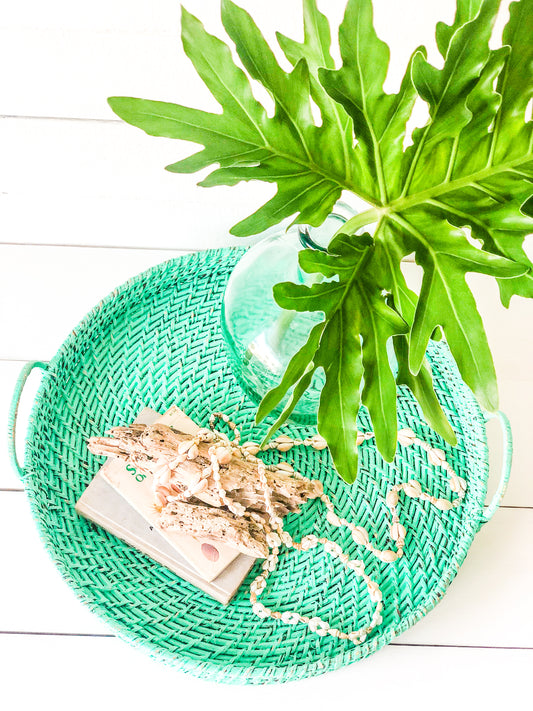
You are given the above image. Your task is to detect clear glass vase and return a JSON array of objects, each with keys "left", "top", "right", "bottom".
[{"left": 221, "top": 203, "right": 355, "bottom": 423}]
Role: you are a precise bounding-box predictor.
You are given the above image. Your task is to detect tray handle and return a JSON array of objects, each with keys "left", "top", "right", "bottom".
[
  {"left": 479, "top": 410, "right": 513, "bottom": 527},
  {"left": 8, "top": 360, "right": 49, "bottom": 480}
]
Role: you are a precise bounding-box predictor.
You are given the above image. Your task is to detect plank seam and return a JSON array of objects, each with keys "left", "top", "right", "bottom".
[
  {"left": 0, "top": 630, "right": 531, "bottom": 651},
  {"left": 1, "top": 114, "right": 120, "bottom": 124},
  {"left": 0, "top": 242, "right": 194, "bottom": 253}
]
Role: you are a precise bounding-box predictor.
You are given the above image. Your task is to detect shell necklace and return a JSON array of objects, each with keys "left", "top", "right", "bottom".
[{"left": 158, "top": 413, "right": 467, "bottom": 646}]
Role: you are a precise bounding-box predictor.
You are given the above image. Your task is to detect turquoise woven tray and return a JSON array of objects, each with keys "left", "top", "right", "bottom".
[{"left": 8, "top": 248, "right": 511, "bottom": 684}]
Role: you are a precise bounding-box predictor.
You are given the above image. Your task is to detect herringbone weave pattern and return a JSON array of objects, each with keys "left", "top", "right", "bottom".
[{"left": 20, "top": 248, "right": 490, "bottom": 684}]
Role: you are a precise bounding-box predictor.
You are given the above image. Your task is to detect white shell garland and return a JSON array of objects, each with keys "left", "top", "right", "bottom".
[{"left": 151, "top": 414, "right": 467, "bottom": 646}]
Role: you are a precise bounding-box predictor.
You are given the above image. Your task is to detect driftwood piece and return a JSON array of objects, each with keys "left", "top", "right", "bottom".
[
  {"left": 158, "top": 500, "right": 269, "bottom": 558},
  {"left": 88, "top": 423, "right": 322, "bottom": 517}
]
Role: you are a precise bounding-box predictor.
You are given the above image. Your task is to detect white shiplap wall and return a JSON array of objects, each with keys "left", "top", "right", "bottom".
[{"left": 1, "top": 1, "right": 531, "bottom": 708}]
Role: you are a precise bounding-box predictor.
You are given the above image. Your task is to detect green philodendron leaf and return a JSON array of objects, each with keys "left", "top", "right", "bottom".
[
  {"left": 272, "top": 233, "right": 407, "bottom": 477},
  {"left": 393, "top": 334, "right": 457, "bottom": 446},
  {"left": 319, "top": 0, "right": 423, "bottom": 200},
  {"left": 259, "top": 364, "right": 318, "bottom": 447},
  {"left": 436, "top": 0, "right": 484, "bottom": 57},
  {"left": 276, "top": 0, "right": 353, "bottom": 156},
  {"left": 110, "top": 1, "right": 373, "bottom": 239},
  {"left": 108, "top": 0, "right": 533, "bottom": 483},
  {"left": 255, "top": 321, "right": 324, "bottom": 423},
  {"left": 401, "top": 0, "right": 502, "bottom": 195},
  {"left": 315, "top": 297, "right": 363, "bottom": 484},
  {"left": 384, "top": 209, "right": 526, "bottom": 411}
]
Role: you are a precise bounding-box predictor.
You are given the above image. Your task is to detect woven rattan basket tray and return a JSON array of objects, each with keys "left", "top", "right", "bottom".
[{"left": 9, "top": 248, "right": 511, "bottom": 684}]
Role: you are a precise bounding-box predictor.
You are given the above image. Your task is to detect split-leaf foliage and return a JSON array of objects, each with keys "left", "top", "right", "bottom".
[{"left": 109, "top": 0, "right": 533, "bottom": 483}]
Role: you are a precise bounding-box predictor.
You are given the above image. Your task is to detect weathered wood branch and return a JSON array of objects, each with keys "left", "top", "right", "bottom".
[
  {"left": 88, "top": 423, "right": 321, "bottom": 517},
  {"left": 158, "top": 500, "right": 269, "bottom": 558}
]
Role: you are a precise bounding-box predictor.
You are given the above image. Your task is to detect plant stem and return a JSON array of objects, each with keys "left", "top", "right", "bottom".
[{"left": 333, "top": 207, "right": 381, "bottom": 237}]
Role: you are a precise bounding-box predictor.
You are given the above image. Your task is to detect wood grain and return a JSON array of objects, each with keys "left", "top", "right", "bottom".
[{"left": 0, "top": 628, "right": 531, "bottom": 711}]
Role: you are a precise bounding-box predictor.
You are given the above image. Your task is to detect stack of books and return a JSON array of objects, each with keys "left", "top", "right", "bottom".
[{"left": 75, "top": 406, "right": 257, "bottom": 604}]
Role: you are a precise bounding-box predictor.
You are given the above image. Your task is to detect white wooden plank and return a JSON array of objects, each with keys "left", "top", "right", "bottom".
[
  {"left": 0, "top": 28, "right": 206, "bottom": 121},
  {"left": 0, "top": 192, "right": 264, "bottom": 252},
  {"left": 468, "top": 273, "right": 533, "bottom": 384},
  {"left": 0, "top": 245, "right": 183, "bottom": 361},
  {"left": 0, "top": 2, "right": 456, "bottom": 119},
  {"left": 0, "top": 118, "right": 198, "bottom": 200},
  {"left": 1, "top": 0, "right": 436, "bottom": 36},
  {"left": 0, "top": 117, "right": 274, "bottom": 250},
  {"left": 396, "top": 506, "right": 533, "bottom": 648},
  {"left": 1, "top": 633, "right": 530, "bottom": 711},
  {"left": 1, "top": 0, "right": 181, "bottom": 33},
  {"left": 2, "top": 491, "right": 531, "bottom": 647},
  {"left": 0, "top": 492, "right": 110, "bottom": 635}
]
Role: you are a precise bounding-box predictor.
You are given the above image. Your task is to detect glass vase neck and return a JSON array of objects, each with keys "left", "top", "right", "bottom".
[{"left": 298, "top": 201, "right": 356, "bottom": 252}]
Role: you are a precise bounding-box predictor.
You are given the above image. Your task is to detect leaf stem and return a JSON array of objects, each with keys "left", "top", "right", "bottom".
[
  {"left": 444, "top": 136, "right": 459, "bottom": 183},
  {"left": 388, "top": 153, "right": 532, "bottom": 214},
  {"left": 333, "top": 207, "right": 381, "bottom": 237}
]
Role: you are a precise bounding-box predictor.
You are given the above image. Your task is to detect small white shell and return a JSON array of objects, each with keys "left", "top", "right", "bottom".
[
  {"left": 157, "top": 467, "right": 172, "bottom": 486},
  {"left": 377, "top": 549, "right": 398, "bottom": 563},
  {"left": 308, "top": 616, "right": 329, "bottom": 635},
  {"left": 250, "top": 577, "right": 266, "bottom": 595},
  {"left": 275, "top": 461, "right": 294, "bottom": 473},
  {"left": 241, "top": 441, "right": 260, "bottom": 456},
  {"left": 197, "top": 428, "right": 215, "bottom": 442},
  {"left": 300, "top": 534, "right": 318, "bottom": 551},
  {"left": 404, "top": 480, "right": 422, "bottom": 498},
  {"left": 266, "top": 532, "right": 281, "bottom": 548},
  {"left": 390, "top": 522, "right": 406, "bottom": 541},
  {"left": 280, "top": 531, "right": 293, "bottom": 547},
  {"left": 326, "top": 510, "right": 341, "bottom": 527},
  {"left": 428, "top": 447, "right": 446, "bottom": 467},
  {"left": 367, "top": 580, "right": 382, "bottom": 602},
  {"left": 324, "top": 541, "right": 342, "bottom": 556},
  {"left": 187, "top": 444, "right": 199, "bottom": 460},
  {"left": 351, "top": 526, "right": 369, "bottom": 546},
  {"left": 347, "top": 559, "right": 365, "bottom": 573},
  {"left": 310, "top": 434, "right": 328, "bottom": 450},
  {"left": 178, "top": 440, "right": 194, "bottom": 454},
  {"left": 276, "top": 442, "right": 294, "bottom": 452},
  {"left": 450, "top": 475, "right": 467, "bottom": 494},
  {"left": 397, "top": 428, "right": 416, "bottom": 446},
  {"left": 386, "top": 489, "right": 399, "bottom": 508},
  {"left": 215, "top": 446, "right": 232, "bottom": 465},
  {"left": 263, "top": 557, "right": 277, "bottom": 572},
  {"left": 190, "top": 478, "right": 208, "bottom": 495},
  {"left": 281, "top": 611, "right": 300, "bottom": 625},
  {"left": 252, "top": 602, "right": 269, "bottom": 618},
  {"left": 434, "top": 498, "right": 453, "bottom": 511}
]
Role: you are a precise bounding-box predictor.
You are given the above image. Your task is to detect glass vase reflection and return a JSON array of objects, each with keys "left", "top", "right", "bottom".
[{"left": 221, "top": 204, "right": 355, "bottom": 423}]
